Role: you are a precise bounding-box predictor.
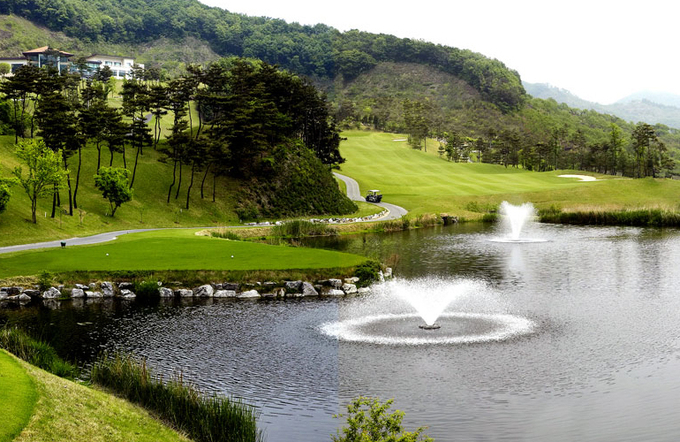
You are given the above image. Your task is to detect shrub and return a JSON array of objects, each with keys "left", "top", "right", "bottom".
[
  {"left": 37, "top": 270, "right": 53, "bottom": 292},
  {"left": 90, "top": 352, "right": 262, "bottom": 442},
  {"left": 354, "top": 260, "right": 382, "bottom": 288},
  {"left": 134, "top": 280, "right": 161, "bottom": 301},
  {"left": 0, "top": 327, "right": 79, "bottom": 379},
  {"left": 332, "top": 396, "right": 433, "bottom": 442}
]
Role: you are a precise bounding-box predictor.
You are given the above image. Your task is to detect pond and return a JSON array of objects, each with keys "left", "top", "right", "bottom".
[{"left": 3, "top": 222, "right": 680, "bottom": 441}]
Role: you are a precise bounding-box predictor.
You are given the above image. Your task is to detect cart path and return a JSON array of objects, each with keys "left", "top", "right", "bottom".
[
  {"left": 333, "top": 172, "right": 408, "bottom": 221},
  {"left": 0, "top": 174, "right": 408, "bottom": 254}
]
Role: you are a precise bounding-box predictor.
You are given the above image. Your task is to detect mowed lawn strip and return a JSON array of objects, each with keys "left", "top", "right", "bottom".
[
  {"left": 338, "top": 131, "right": 680, "bottom": 216},
  {"left": 0, "top": 229, "right": 368, "bottom": 278},
  {"left": 0, "top": 350, "right": 37, "bottom": 442}
]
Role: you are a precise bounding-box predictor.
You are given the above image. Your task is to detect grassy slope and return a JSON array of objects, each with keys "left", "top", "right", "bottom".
[
  {"left": 0, "top": 229, "right": 368, "bottom": 279},
  {"left": 0, "top": 134, "right": 241, "bottom": 247},
  {"left": 338, "top": 130, "right": 680, "bottom": 218},
  {"left": 6, "top": 353, "right": 191, "bottom": 442},
  {"left": 0, "top": 350, "right": 37, "bottom": 442}
]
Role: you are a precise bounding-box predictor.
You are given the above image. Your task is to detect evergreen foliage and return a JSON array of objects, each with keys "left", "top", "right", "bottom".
[
  {"left": 236, "top": 140, "right": 357, "bottom": 220},
  {"left": 0, "top": 0, "right": 525, "bottom": 111}
]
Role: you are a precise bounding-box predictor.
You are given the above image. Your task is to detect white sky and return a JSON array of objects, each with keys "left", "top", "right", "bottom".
[{"left": 198, "top": 0, "right": 680, "bottom": 105}]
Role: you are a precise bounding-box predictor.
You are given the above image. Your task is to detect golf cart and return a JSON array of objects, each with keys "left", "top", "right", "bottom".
[{"left": 365, "top": 190, "right": 383, "bottom": 203}]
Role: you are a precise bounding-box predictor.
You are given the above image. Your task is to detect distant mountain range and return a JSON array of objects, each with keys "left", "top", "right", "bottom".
[{"left": 523, "top": 82, "right": 680, "bottom": 129}]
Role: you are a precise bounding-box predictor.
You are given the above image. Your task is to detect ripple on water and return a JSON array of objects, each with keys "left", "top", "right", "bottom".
[{"left": 321, "top": 312, "right": 536, "bottom": 345}]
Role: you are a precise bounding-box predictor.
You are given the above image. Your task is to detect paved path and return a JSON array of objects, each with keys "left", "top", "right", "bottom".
[
  {"left": 0, "top": 174, "right": 408, "bottom": 254},
  {"left": 333, "top": 172, "right": 408, "bottom": 221}
]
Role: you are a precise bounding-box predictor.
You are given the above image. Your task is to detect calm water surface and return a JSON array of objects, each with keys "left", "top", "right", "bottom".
[{"left": 4, "top": 223, "right": 680, "bottom": 441}]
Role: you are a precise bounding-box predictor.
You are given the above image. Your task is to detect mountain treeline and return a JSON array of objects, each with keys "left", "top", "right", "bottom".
[{"left": 0, "top": 0, "right": 525, "bottom": 112}]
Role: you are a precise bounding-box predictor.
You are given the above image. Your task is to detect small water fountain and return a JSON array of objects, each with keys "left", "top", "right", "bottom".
[
  {"left": 321, "top": 277, "right": 536, "bottom": 345},
  {"left": 490, "top": 201, "right": 547, "bottom": 243}
]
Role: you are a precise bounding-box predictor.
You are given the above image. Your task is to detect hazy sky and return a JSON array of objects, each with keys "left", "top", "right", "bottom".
[{"left": 198, "top": 0, "right": 679, "bottom": 105}]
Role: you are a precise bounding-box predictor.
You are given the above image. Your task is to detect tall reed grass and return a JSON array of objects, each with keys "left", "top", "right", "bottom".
[
  {"left": 90, "top": 352, "right": 262, "bottom": 442},
  {"left": 270, "top": 220, "right": 337, "bottom": 238},
  {"left": 539, "top": 208, "right": 680, "bottom": 227},
  {"left": 0, "top": 327, "right": 79, "bottom": 379}
]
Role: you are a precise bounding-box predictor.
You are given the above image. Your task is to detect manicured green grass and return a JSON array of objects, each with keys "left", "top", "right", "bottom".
[
  {"left": 0, "top": 350, "right": 37, "bottom": 442},
  {"left": 339, "top": 130, "right": 680, "bottom": 218},
  {"left": 0, "top": 229, "right": 368, "bottom": 278},
  {"left": 9, "top": 353, "right": 191, "bottom": 442}
]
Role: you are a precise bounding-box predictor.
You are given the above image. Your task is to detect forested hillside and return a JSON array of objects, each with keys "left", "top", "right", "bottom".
[
  {"left": 1, "top": 0, "right": 679, "bottom": 179},
  {"left": 0, "top": 0, "right": 525, "bottom": 112}
]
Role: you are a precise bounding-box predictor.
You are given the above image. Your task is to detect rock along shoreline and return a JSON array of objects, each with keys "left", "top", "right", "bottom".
[{"left": 0, "top": 268, "right": 393, "bottom": 305}]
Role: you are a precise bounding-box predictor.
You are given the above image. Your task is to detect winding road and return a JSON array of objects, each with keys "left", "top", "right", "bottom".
[
  {"left": 0, "top": 173, "right": 408, "bottom": 254},
  {"left": 333, "top": 172, "right": 408, "bottom": 221}
]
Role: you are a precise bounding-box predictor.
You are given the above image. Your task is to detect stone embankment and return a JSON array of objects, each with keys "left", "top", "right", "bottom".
[
  {"left": 0, "top": 269, "right": 393, "bottom": 304},
  {"left": 244, "top": 210, "right": 389, "bottom": 227}
]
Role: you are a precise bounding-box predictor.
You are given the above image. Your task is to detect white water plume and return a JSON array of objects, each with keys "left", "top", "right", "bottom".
[
  {"left": 378, "top": 277, "right": 485, "bottom": 326},
  {"left": 500, "top": 201, "right": 537, "bottom": 241}
]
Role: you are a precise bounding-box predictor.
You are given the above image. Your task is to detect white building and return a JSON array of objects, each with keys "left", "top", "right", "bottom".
[{"left": 84, "top": 54, "right": 144, "bottom": 79}]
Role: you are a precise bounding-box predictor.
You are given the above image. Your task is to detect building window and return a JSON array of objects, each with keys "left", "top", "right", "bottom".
[{"left": 114, "top": 62, "right": 121, "bottom": 66}]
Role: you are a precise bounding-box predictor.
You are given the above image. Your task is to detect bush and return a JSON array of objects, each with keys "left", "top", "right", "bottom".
[
  {"left": 91, "top": 352, "right": 262, "bottom": 442},
  {"left": 134, "top": 280, "right": 161, "bottom": 301},
  {"left": 0, "top": 327, "right": 79, "bottom": 379},
  {"left": 354, "top": 260, "right": 382, "bottom": 288},
  {"left": 332, "top": 396, "right": 433, "bottom": 442},
  {"left": 37, "top": 270, "right": 53, "bottom": 292}
]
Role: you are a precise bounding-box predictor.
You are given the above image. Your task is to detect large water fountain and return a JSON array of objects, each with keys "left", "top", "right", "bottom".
[
  {"left": 321, "top": 277, "right": 536, "bottom": 345},
  {"left": 491, "top": 201, "right": 547, "bottom": 243}
]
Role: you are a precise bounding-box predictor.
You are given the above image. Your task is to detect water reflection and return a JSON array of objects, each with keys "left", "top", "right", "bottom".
[{"left": 4, "top": 224, "right": 680, "bottom": 441}]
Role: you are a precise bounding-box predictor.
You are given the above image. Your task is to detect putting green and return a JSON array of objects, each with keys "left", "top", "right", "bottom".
[{"left": 0, "top": 350, "right": 37, "bottom": 442}]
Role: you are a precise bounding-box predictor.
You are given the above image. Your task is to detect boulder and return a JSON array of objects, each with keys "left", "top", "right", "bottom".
[
  {"left": 86, "top": 291, "right": 103, "bottom": 298},
  {"left": 214, "top": 290, "right": 237, "bottom": 298},
  {"left": 42, "top": 287, "right": 61, "bottom": 299},
  {"left": 378, "top": 270, "right": 385, "bottom": 283},
  {"left": 23, "top": 289, "right": 40, "bottom": 298},
  {"left": 223, "top": 283, "right": 240, "bottom": 291},
  {"left": 120, "top": 289, "right": 136, "bottom": 299},
  {"left": 238, "top": 289, "right": 261, "bottom": 299},
  {"left": 384, "top": 267, "right": 393, "bottom": 278},
  {"left": 88, "top": 283, "right": 97, "bottom": 290},
  {"left": 344, "top": 277, "right": 360, "bottom": 284},
  {"left": 118, "top": 282, "right": 134, "bottom": 290},
  {"left": 285, "top": 281, "right": 303, "bottom": 292},
  {"left": 7, "top": 287, "right": 22, "bottom": 296},
  {"left": 158, "top": 287, "right": 174, "bottom": 298},
  {"left": 328, "top": 279, "right": 343, "bottom": 288},
  {"left": 342, "top": 283, "right": 358, "bottom": 295},
  {"left": 194, "top": 284, "right": 214, "bottom": 297},
  {"left": 301, "top": 282, "right": 319, "bottom": 297},
  {"left": 358, "top": 287, "right": 372, "bottom": 295},
  {"left": 326, "top": 289, "right": 345, "bottom": 296},
  {"left": 0, "top": 291, "right": 7, "bottom": 301},
  {"left": 75, "top": 284, "right": 89, "bottom": 290},
  {"left": 18, "top": 293, "right": 32, "bottom": 302},
  {"left": 101, "top": 282, "right": 115, "bottom": 297},
  {"left": 176, "top": 289, "right": 193, "bottom": 298},
  {"left": 71, "top": 288, "right": 85, "bottom": 298}
]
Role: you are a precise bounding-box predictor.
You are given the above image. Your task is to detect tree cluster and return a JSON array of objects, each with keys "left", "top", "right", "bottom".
[
  {"left": 433, "top": 121, "right": 674, "bottom": 178},
  {"left": 0, "top": 58, "right": 352, "bottom": 222}
]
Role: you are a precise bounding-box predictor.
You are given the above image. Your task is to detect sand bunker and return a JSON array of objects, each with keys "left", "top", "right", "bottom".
[{"left": 558, "top": 174, "right": 597, "bottom": 181}]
